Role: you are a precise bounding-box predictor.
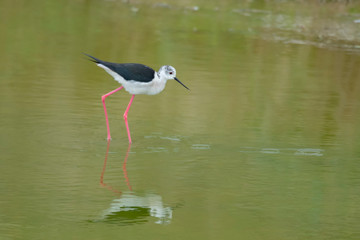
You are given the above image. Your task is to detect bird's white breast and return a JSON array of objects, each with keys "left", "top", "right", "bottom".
[{"left": 124, "top": 78, "right": 166, "bottom": 95}]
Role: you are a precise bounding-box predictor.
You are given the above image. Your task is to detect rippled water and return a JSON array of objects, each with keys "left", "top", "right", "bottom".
[{"left": 1, "top": 0, "right": 360, "bottom": 239}]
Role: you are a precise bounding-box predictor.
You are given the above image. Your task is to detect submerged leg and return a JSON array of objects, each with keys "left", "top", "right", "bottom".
[
  {"left": 102, "top": 86, "right": 124, "bottom": 140},
  {"left": 123, "top": 95, "right": 135, "bottom": 144}
]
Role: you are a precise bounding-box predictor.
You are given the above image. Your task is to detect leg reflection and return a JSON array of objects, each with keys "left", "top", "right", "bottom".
[
  {"left": 100, "top": 140, "right": 132, "bottom": 194},
  {"left": 122, "top": 144, "right": 132, "bottom": 191}
]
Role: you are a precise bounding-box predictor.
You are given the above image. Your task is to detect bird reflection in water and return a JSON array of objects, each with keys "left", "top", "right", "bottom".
[{"left": 97, "top": 140, "right": 172, "bottom": 225}]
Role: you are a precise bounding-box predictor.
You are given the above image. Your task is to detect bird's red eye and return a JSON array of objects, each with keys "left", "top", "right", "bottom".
[{"left": 169, "top": 72, "right": 173, "bottom": 75}]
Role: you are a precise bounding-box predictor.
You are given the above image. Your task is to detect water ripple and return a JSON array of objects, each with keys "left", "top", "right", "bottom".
[
  {"left": 191, "top": 144, "right": 211, "bottom": 150},
  {"left": 239, "top": 147, "right": 324, "bottom": 156}
]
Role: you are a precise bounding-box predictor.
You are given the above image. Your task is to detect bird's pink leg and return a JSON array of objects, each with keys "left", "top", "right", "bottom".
[
  {"left": 123, "top": 95, "right": 135, "bottom": 144},
  {"left": 102, "top": 86, "right": 124, "bottom": 140}
]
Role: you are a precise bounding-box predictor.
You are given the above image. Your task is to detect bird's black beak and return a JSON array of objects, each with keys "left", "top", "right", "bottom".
[{"left": 174, "top": 77, "right": 190, "bottom": 90}]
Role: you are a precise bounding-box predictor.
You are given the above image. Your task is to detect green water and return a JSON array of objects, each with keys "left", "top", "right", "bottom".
[{"left": 1, "top": 0, "right": 360, "bottom": 239}]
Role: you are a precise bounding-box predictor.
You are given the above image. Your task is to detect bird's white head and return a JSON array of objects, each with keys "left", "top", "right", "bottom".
[
  {"left": 158, "top": 65, "right": 189, "bottom": 90},
  {"left": 158, "top": 65, "right": 177, "bottom": 80}
]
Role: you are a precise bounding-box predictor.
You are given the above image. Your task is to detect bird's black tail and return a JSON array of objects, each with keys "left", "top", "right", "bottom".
[{"left": 83, "top": 53, "right": 102, "bottom": 64}]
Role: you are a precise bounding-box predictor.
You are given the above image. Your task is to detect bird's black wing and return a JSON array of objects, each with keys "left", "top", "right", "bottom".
[
  {"left": 111, "top": 63, "right": 155, "bottom": 82},
  {"left": 84, "top": 53, "right": 155, "bottom": 83}
]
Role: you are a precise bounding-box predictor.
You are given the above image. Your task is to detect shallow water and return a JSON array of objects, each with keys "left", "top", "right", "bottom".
[{"left": 1, "top": 0, "right": 360, "bottom": 239}]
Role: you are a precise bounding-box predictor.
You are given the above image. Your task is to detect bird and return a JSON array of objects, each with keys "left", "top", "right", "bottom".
[{"left": 84, "top": 53, "right": 189, "bottom": 143}]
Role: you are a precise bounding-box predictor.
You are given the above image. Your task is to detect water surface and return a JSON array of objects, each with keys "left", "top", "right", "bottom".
[{"left": 1, "top": 0, "right": 360, "bottom": 239}]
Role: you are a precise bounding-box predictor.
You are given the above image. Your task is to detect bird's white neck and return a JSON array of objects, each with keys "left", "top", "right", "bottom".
[{"left": 146, "top": 72, "right": 168, "bottom": 95}]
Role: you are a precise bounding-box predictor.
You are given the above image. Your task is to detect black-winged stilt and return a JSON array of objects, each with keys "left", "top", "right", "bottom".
[{"left": 84, "top": 54, "right": 189, "bottom": 143}]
